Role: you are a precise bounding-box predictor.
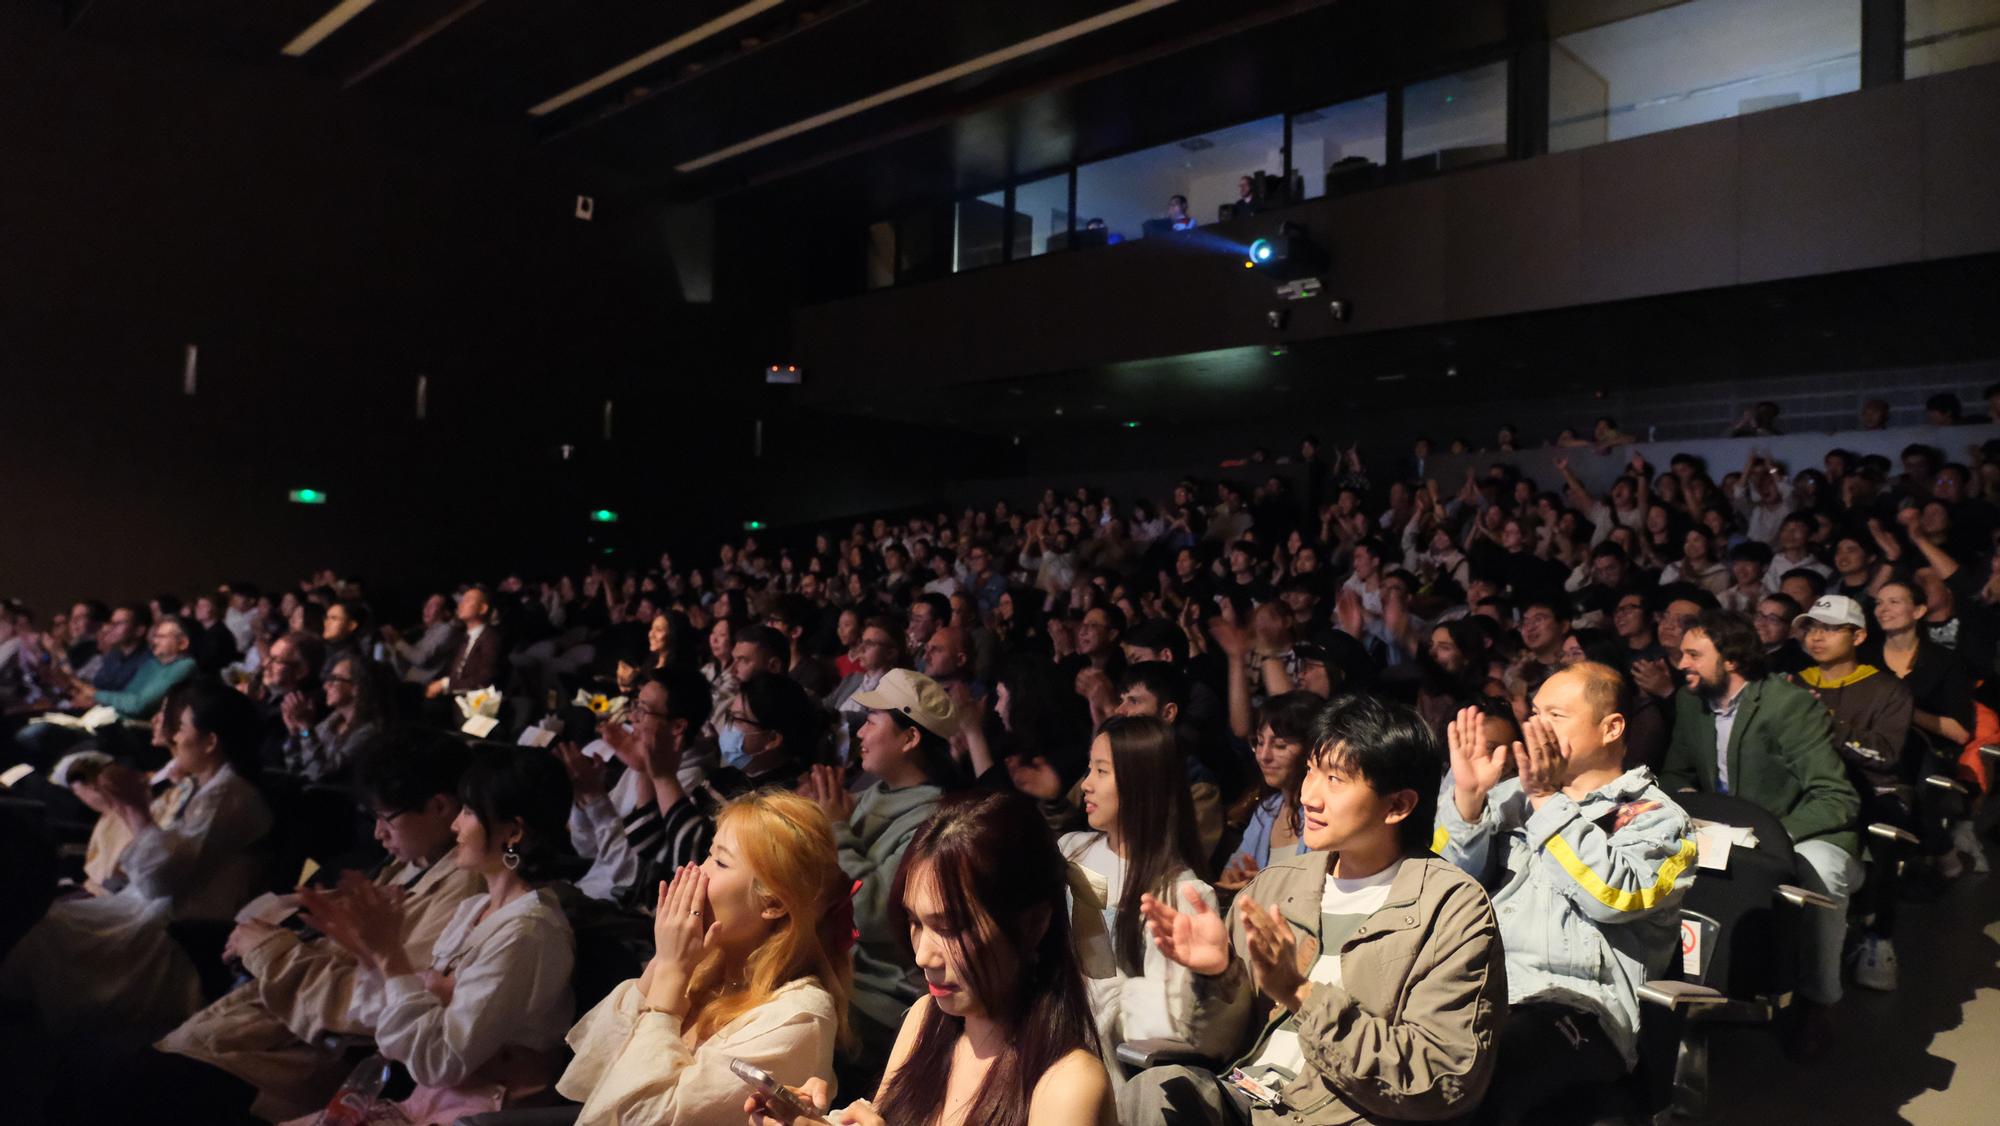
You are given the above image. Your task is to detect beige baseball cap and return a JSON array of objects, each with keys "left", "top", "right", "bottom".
[{"left": 851, "top": 668, "right": 960, "bottom": 739}]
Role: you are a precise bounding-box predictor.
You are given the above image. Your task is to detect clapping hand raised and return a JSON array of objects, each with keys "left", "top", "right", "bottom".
[
  {"left": 1240, "top": 894, "right": 1308, "bottom": 1011},
  {"left": 1139, "top": 885, "right": 1230, "bottom": 975},
  {"left": 299, "top": 871, "right": 409, "bottom": 975},
  {"left": 1446, "top": 705, "right": 1510, "bottom": 821}
]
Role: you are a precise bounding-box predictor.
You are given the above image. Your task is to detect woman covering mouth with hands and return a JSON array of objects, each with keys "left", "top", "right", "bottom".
[{"left": 559, "top": 790, "right": 857, "bottom": 1125}]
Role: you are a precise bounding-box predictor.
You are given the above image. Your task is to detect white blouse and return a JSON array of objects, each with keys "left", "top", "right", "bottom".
[
  {"left": 0, "top": 763, "right": 272, "bottom": 1041},
  {"left": 370, "top": 888, "right": 575, "bottom": 1090},
  {"left": 1061, "top": 832, "right": 1229, "bottom": 1087},
  {"left": 558, "top": 976, "right": 840, "bottom": 1126}
]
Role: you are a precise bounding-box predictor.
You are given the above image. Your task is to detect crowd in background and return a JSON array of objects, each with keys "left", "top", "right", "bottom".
[{"left": 4, "top": 393, "right": 2000, "bottom": 1126}]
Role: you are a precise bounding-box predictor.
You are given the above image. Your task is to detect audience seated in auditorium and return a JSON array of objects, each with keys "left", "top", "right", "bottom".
[{"left": 10, "top": 396, "right": 2000, "bottom": 1125}]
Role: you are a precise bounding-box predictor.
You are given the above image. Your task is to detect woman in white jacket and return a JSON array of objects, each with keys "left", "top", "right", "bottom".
[
  {"left": 1060, "top": 715, "right": 1229, "bottom": 1081},
  {"left": 292, "top": 746, "right": 576, "bottom": 1125},
  {"left": 558, "top": 790, "right": 856, "bottom": 1125}
]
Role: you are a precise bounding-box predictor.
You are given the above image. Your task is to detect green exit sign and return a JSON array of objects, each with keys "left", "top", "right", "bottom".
[
  {"left": 590, "top": 509, "right": 620, "bottom": 524},
  {"left": 288, "top": 488, "right": 328, "bottom": 505}
]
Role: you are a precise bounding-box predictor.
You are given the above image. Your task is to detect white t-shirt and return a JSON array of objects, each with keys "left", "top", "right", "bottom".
[{"left": 1241, "top": 859, "right": 1404, "bottom": 1086}]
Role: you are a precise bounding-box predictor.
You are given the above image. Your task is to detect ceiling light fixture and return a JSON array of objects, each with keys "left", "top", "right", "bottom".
[
  {"left": 675, "top": 0, "right": 1180, "bottom": 173},
  {"left": 281, "top": 0, "right": 379, "bottom": 58},
  {"left": 529, "top": 0, "right": 787, "bottom": 117}
]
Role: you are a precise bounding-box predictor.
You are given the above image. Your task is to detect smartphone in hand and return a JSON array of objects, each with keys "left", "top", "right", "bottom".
[{"left": 731, "top": 1058, "right": 814, "bottom": 1120}]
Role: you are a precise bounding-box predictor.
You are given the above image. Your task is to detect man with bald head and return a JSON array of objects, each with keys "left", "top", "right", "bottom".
[
  {"left": 1438, "top": 662, "right": 1694, "bottom": 1122},
  {"left": 922, "top": 626, "right": 974, "bottom": 691}
]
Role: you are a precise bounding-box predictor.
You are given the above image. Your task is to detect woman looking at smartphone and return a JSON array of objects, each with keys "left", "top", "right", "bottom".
[
  {"left": 749, "top": 790, "right": 1115, "bottom": 1126},
  {"left": 560, "top": 790, "right": 856, "bottom": 1125}
]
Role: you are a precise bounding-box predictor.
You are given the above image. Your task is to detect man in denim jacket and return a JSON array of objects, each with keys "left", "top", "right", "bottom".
[{"left": 1437, "top": 662, "right": 1695, "bottom": 1123}]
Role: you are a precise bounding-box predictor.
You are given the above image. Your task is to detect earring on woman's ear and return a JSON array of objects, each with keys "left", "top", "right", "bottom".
[{"left": 502, "top": 840, "right": 522, "bottom": 870}]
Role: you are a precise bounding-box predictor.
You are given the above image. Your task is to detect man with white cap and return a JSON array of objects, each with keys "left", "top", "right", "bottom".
[
  {"left": 803, "top": 667, "right": 960, "bottom": 1074},
  {"left": 1795, "top": 594, "right": 1913, "bottom": 992},
  {"left": 1795, "top": 595, "right": 1914, "bottom": 795}
]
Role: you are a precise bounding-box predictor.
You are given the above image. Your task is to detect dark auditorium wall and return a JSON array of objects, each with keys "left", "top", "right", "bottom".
[{"left": 0, "top": 7, "right": 761, "bottom": 613}]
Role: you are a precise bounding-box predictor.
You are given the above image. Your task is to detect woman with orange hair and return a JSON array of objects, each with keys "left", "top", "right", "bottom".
[{"left": 556, "top": 790, "right": 857, "bottom": 1125}]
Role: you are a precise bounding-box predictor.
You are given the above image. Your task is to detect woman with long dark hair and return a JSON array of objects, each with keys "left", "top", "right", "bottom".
[
  {"left": 751, "top": 790, "right": 1115, "bottom": 1126},
  {"left": 1062, "top": 716, "right": 1227, "bottom": 1087}
]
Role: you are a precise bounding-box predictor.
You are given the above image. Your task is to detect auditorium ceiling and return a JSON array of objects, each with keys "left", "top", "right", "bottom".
[{"left": 42, "top": 0, "right": 1507, "bottom": 213}]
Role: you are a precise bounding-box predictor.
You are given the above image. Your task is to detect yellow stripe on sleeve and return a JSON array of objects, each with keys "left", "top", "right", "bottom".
[{"left": 1544, "top": 835, "right": 1696, "bottom": 912}]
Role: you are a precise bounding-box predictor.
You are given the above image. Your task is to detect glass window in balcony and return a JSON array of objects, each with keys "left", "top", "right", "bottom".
[
  {"left": 1012, "top": 174, "right": 1073, "bottom": 257},
  {"left": 1403, "top": 61, "right": 1510, "bottom": 172},
  {"left": 953, "top": 190, "right": 1008, "bottom": 273},
  {"left": 1548, "top": 0, "right": 1860, "bottom": 154},
  {"left": 1292, "top": 92, "right": 1389, "bottom": 199},
  {"left": 1075, "top": 115, "right": 1285, "bottom": 245}
]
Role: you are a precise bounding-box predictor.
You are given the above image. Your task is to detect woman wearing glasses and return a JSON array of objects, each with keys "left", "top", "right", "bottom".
[{"left": 277, "top": 654, "right": 391, "bottom": 781}]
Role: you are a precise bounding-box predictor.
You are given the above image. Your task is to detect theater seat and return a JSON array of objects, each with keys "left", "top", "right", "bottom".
[{"left": 1635, "top": 793, "right": 1842, "bottom": 1119}]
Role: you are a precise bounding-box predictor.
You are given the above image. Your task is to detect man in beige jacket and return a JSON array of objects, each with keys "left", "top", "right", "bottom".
[
  {"left": 1131, "top": 695, "right": 1506, "bottom": 1125},
  {"left": 132, "top": 734, "right": 483, "bottom": 1123}
]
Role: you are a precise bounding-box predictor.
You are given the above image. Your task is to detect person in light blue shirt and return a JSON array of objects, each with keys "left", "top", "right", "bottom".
[{"left": 1436, "top": 663, "right": 1694, "bottom": 1124}]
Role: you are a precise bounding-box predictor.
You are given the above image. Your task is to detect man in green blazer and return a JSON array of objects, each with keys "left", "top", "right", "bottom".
[{"left": 1661, "top": 609, "right": 1860, "bottom": 1057}]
